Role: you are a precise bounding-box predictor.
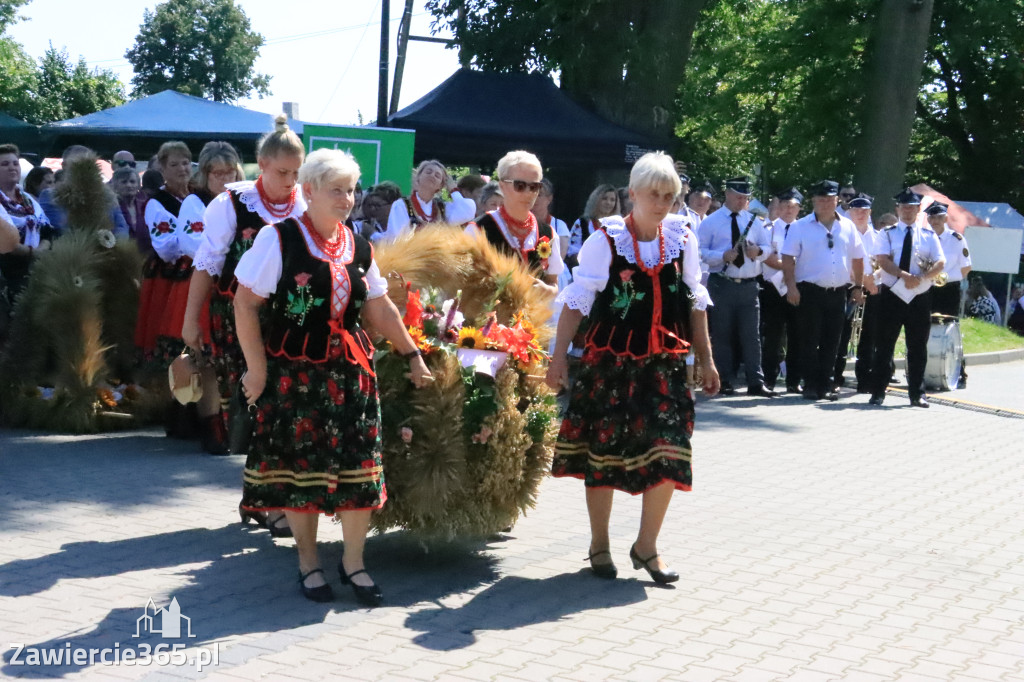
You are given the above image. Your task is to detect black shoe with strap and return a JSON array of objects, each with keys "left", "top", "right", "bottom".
[
  {"left": 629, "top": 544, "right": 679, "bottom": 584},
  {"left": 267, "top": 513, "right": 293, "bottom": 538},
  {"left": 298, "top": 568, "right": 333, "bottom": 603},
  {"left": 585, "top": 549, "right": 617, "bottom": 579},
  {"left": 338, "top": 566, "right": 383, "bottom": 606}
]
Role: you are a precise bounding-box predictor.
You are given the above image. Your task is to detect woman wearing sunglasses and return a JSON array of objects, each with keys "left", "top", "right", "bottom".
[
  {"left": 375, "top": 160, "right": 476, "bottom": 241},
  {"left": 546, "top": 151, "right": 719, "bottom": 583},
  {"left": 464, "top": 150, "right": 563, "bottom": 293}
]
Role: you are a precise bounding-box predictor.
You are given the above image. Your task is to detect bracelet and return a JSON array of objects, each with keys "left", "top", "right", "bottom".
[{"left": 400, "top": 349, "right": 423, "bottom": 360}]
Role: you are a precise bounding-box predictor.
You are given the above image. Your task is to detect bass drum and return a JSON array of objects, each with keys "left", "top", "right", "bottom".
[{"left": 925, "top": 314, "right": 963, "bottom": 391}]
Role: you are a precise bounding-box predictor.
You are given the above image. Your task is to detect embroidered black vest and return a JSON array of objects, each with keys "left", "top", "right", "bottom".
[
  {"left": 585, "top": 229, "right": 692, "bottom": 359},
  {"left": 143, "top": 190, "right": 193, "bottom": 281},
  {"left": 214, "top": 188, "right": 273, "bottom": 297},
  {"left": 265, "top": 218, "right": 374, "bottom": 364},
  {"left": 403, "top": 195, "right": 446, "bottom": 228},
  {"left": 476, "top": 213, "right": 554, "bottom": 275}
]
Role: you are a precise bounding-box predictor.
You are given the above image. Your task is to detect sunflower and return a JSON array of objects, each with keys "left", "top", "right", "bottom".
[
  {"left": 457, "top": 326, "right": 487, "bottom": 349},
  {"left": 535, "top": 236, "right": 553, "bottom": 260}
]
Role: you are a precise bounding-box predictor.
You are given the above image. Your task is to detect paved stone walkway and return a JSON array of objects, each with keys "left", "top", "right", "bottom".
[{"left": 1, "top": 362, "right": 1023, "bottom": 681}]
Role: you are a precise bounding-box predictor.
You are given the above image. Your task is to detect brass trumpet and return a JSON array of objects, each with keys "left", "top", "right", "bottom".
[{"left": 917, "top": 256, "right": 948, "bottom": 287}]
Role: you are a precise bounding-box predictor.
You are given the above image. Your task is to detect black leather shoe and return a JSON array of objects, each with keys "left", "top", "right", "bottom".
[
  {"left": 802, "top": 389, "right": 820, "bottom": 401},
  {"left": 719, "top": 383, "right": 737, "bottom": 396},
  {"left": 747, "top": 384, "right": 777, "bottom": 397},
  {"left": 910, "top": 396, "right": 930, "bottom": 408},
  {"left": 267, "top": 513, "right": 293, "bottom": 538},
  {"left": 629, "top": 544, "right": 679, "bottom": 584},
  {"left": 585, "top": 550, "right": 618, "bottom": 579},
  {"left": 823, "top": 391, "right": 840, "bottom": 402},
  {"left": 868, "top": 394, "right": 884, "bottom": 406},
  {"left": 298, "top": 569, "right": 333, "bottom": 603},
  {"left": 339, "top": 567, "right": 383, "bottom": 606},
  {"left": 786, "top": 385, "right": 802, "bottom": 394}
]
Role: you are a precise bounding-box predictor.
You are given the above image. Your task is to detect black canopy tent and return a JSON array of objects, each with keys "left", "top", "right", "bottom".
[
  {"left": 38, "top": 90, "right": 304, "bottom": 159},
  {"left": 0, "top": 112, "right": 41, "bottom": 156},
  {"left": 387, "top": 69, "right": 661, "bottom": 169}
]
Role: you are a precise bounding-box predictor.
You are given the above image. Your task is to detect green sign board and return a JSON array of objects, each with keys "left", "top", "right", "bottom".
[{"left": 304, "top": 124, "right": 416, "bottom": 195}]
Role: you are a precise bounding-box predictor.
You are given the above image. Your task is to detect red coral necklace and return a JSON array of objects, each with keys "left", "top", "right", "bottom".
[
  {"left": 625, "top": 214, "right": 666, "bottom": 276},
  {"left": 301, "top": 212, "right": 348, "bottom": 260},
  {"left": 256, "top": 176, "right": 298, "bottom": 219},
  {"left": 499, "top": 205, "right": 538, "bottom": 262}
]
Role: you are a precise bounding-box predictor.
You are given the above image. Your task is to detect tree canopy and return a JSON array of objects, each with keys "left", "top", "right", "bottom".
[{"left": 125, "top": 0, "right": 270, "bottom": 103}]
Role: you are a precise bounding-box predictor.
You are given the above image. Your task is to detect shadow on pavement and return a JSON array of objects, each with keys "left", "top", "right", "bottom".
[
  {"left": 1, "top": 524, "right": 499, "bottom": 677},
  {"left": 404, "top": 571, "right": 648, "bottom": 650}
]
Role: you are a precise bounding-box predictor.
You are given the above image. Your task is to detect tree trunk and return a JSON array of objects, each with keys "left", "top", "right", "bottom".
[{"left": 854, "top": 0, "right": 935, "bottom": 213}]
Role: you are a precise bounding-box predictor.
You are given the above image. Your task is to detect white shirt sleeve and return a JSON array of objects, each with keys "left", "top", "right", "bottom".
[
  {"left": 365, "top": 258, "right": 388, "bottom": 300},
  {"left": 872, "top": 229, "right": 893, "bottom": 258},
  {"left": 234, "top": 225, "right": 282, "bottom": 299},
  {"left": 193, "top": 191, "right": 239, "bottom": 276},
  {"left": 544, "top": 229, "right": 564, "bottom": 277},
  {"left": 681, "top": 228, "right": 711, "bottom": 311},
  {"left": 445, "top": 190, "right": 477, "bottom": 225},
  {"left": 177, "top": 194, "right": 208, "bottom": 259},
  {"left": 377, "top": 200, "right": 411, "bottom": 243},
  {"left": 145, "top": 199, "right": 182, "bottom": 263},
  {"left": 554, "top": 230, "right": 612, "bottom": 315}
]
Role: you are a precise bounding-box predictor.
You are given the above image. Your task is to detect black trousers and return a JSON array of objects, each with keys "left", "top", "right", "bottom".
[
  {"left": 796, "top": 282, "right": 847, "bottom": 395},
  {"left": 760, "top": 282, "right": 801, "bottom": 389},
  {"left": 708, "top": 275, "right": 763, "bottom": 388},
  {"left": 854, "top": 293, "right": 882, "bottom": 387},
  {"left": 872, "top": 288, "right": 932, "bottom": 399},
  {"left": 832, "top": 300, "right": 856, "bottom": 386}
]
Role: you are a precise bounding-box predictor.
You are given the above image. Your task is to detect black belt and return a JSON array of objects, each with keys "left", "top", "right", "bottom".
[
  {"left": 799, "top": 282, "right": 849, "bottom": 292},
  {"left": 713, "top": 273, "right": 756, "bottom": 284}
]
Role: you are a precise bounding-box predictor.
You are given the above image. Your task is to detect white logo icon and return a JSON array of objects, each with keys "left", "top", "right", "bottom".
[{"left": 134, "top": 597, "right": 195, "bottom": 639}]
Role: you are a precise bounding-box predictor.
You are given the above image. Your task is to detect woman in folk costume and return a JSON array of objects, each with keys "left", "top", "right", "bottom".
[
  {"left": 375, "top": 160, "right": 476, "bottom": 241},
  {"left": 0, "top": 143, "right": 54, "bottom": 299},
  {"left": 173, "top": 141, "right": 246, "bottom": 454},
  {"left": 135, "top": 141, "right": 211, "bottom": 439},
  {"left": 233, "top": 148, "right": 432, "bottom": 605},
  {"left": 464, "top": 150, "right": 563, "bottom": 293},
  {"left": 566, "top": 183, "right": 620, "bottom": 269},
  {"left": 546, "top": 152, "right": 720, "bottom": 583},
  {"left": 182, "top": 120, "right": 305, "bottom": 464}
]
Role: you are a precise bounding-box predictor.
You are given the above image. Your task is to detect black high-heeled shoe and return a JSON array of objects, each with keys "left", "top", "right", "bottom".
[
  {"left": 585, "top": 549, "right": 618, "bottom": 579},
  {"left": 267, "top": 513, "right": 293, "bottom": 538},
  {"left": 298, "top": 568, "right": 333, "bottom": 602},
  {"left": 238, "top": 505, "right": 268, "bottom": 529},
  {"left": 338, "top": 566, "right": 383, "bottom": 607},
  {"left": 629, "top": 544, "right": 679, "bottom": 584}
]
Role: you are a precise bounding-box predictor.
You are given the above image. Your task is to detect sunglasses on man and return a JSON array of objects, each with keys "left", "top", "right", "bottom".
[
  {"left": 501, "top": 178, "right": 544, "bottom": 194},
  {"left": 839, "top": 192, "right": 856, "bottom": 199}
]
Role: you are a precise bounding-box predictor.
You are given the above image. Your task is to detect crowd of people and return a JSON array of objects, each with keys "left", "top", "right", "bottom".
[{"left": 0, "top": 117, "right": 1020, "bottom": 604}]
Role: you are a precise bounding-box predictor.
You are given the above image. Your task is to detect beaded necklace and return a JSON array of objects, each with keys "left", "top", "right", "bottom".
[
  {"left": 256, "top": 176, "right": 298, "bottom": 219},
  {"left": 300, "top": 212, "right": 348, "bottom": 261},
  {"left": 625, "top": 214, "right": 666, "bottom": 276}
]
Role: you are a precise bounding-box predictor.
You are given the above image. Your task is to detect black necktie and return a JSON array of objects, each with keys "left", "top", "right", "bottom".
[
  {"left": 898, "top": 226, "right": 912, "bottom": 272},
  {"left": 731, "top": 212, "right": 745, "bottom": 268},
  {"left": 784, "top": 223, "right": 790, "bottom": 237}
]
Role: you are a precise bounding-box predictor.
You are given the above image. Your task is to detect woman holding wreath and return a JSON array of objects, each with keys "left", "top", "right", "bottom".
[
  {"left": 233, "top": 148, "right": 432, "bottom": 605},
  {"left": 546, "top": 152, "right": 720, "bottom": 583},
  {"left": 465, "top": 150, "right": 563, "bottom": 293}
]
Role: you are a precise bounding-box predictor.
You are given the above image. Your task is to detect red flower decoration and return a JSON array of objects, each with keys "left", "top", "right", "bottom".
[
  {"left": 278, "top": 376, "right": 293, "bottom": 394},
  {"left": 326, "top": 379, "right": 345, "bottom": 405},
  {"left": 241, "top": 228, "right": 257, "bottom": 241},
  {"left": 294, "top": 272, "right": 312, "bottom": 287},
  {"left": 190, "top": 221, "right": 204, "bottom": 233},
  {"left": 403, "top": 287, "right": 424, "bottom": 329},
  {"left": 298, "top": 372, "right": 310, "bottom": 385},
  {"left": 620, "top": 269, "right": 635, "bottom": 282},
  {"left": 156, "top": 221, "right": 171, "bottom": 234}
]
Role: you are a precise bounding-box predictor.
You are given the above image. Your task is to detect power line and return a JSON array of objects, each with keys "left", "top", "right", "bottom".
[{"left": 317, "top": 0, "right": 380, "bottom": 122}]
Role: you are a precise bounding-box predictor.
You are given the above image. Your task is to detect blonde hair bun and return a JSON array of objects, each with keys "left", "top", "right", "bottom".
[{"left": 274, "top": 113, "right": 289, "bottom": 133}]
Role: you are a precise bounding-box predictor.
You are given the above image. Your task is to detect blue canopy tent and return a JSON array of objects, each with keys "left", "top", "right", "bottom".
[
  {"left": 0, "top": 112, "right": 41, "bottom": 156},
  {"left": 387, "top": 69, "right": 661, "bottom": 169},
  {"left": 39, "top": 90, "right": 303, "bottom": 159}
]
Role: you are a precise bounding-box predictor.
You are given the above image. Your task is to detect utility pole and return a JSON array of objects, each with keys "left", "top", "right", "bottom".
[
  {"left": 389, "top": 0, "right": 415, "bottom": 116},
  {"left": 377, "top": 0, "right": 390, "bottom": 126}
]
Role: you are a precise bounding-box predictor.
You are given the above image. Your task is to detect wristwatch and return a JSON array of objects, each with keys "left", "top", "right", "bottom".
[{"left": 400, "top": 349, "right": 423, "bottom": 360}]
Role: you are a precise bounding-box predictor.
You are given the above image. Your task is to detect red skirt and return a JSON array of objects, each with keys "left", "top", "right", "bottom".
[{"left": 135, "top": 256, "right": 211, "bottom": 353}]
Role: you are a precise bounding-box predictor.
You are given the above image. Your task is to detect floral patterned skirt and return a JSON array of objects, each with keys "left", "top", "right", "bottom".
[
  {"left": 208, "top": 291, "right": 244, "bottom": 404},
  {"left": 241, "top": 335, "right": 386, "bottom": 515},
  {"left": 553, "top": 350, "right": 695, "bottom": 494}
]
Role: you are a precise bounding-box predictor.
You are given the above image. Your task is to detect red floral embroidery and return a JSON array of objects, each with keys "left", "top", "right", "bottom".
[
  {"left": 190, "top": 221, "right": 204, "bottom": 233},
  {"left": 620, "top": 269, "right": 635, "bottom": 282},
  {"left": 294, "top": 272, "right": 312, "bottom": 287},
  {"left": 298, "top": 372, "right": 310, "bottom": 385},
  {"left": 279, "top": 376, "right": 293, "bottom": 394},
  {"left": 155, "top": 221, "right": 171, "bottom": 234},
  {"left": 241, "top": 228, "right": 257, "bottom": 241}
]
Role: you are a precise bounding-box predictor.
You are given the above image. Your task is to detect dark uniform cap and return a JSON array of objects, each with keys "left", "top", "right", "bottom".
[
  {"left": 924, "top": 201, "right": 949, "bottom": 216},
  {"left": 677, "top": 173, "right": 690, "bottom": 184},
  {"left": 776, "top": 187, "right": 803, "bottom": 203},
  {"left": 725, "top": 177, "right": 752, "bottom": 195},
  {"left": 810, "top": 180, "right": 840, "bottom": 197},
  {"left": 894, "top": 187, "right": 923, "bottom": 205},
  {"left": 691, "top": 181, "right": 714, "bottom": 197},
  {"left": 848, "top": 193, "right": 874, "bottom": 209}
]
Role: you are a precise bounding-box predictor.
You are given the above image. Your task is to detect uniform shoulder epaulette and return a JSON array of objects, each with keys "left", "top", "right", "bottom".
[
  {"left": 884, "top": 224, "right": 898, "bottom": 230},
  {"left": 953, "top": 231, "right": 963, "bottom": 240},
  {"left": 921, "top": 226, "right": 935, "bottom": 234}
]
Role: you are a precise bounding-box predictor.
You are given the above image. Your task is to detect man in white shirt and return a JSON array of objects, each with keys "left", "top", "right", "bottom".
[
  {"left": 781, "top": 180, "right": 865, "bottom": 402},
  {"left": 845, "top": 194, "right": 884, "bottom": 391},
  {"left": 868, "top": 188, "right": 945, "bottom": 407},
  {"left": 760, "top": 187, "right": 803, "bottom": 392},
  {"left": 686, "top": 181, "right": 714, "bottom": 233},
  {"left": 926, "top": 201, "right": 972, "bottom": 387},
  {"left": 698, "top": 177, "right": 775, "bottom": 396}
]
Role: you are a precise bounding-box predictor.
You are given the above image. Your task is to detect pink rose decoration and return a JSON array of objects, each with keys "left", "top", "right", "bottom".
[
  {"left": 156, "top": 221, "right": 172, "bottom": 234},
  {"left": 294, "top": 272, "right": 312, "bottom": 287},
  {"left": 620, "top": 269, "right": 634, "bottom": 282},
  {"left": 400, "top": 427, "right": 413, "bottom": 443},
  {"left": 242, "top": 228, "right": 257, "bottom": 240}
]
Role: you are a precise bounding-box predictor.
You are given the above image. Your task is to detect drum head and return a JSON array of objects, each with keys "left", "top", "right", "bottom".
[{"left": 925, "top": 318, "right": 963, "bottom": 391}]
